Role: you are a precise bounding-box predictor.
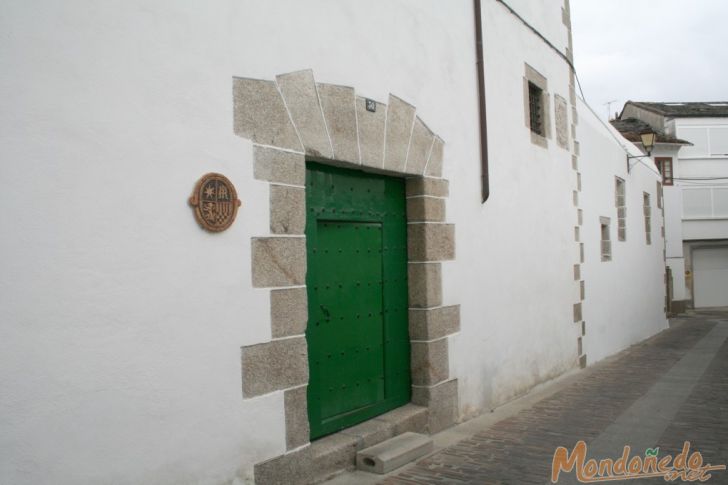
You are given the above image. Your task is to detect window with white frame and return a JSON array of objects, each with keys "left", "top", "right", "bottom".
[
  {"left": 678, "top": 127, "right": 709, "bottom": 157},
  {"left": 683, "top": 187, "right": 728, "bottom": 219},
  {"left": 677, "top": 126, "right": 728, "bottom": 157},
  {"left": 709, "top": 127, "right": 728, "bottom": 156}
]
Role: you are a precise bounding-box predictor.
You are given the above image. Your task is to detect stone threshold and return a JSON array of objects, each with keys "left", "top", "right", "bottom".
[
  {"left": 254, "top": 404, "right": 428, "bottom": 485},
  {"left": 311, "top": 404, "right": 428, "bottom": 483}
]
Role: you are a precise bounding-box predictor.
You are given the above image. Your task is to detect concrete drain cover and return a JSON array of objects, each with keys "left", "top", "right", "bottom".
[{"left": 356, "top": 432, "right": 433, "bottom": 474}]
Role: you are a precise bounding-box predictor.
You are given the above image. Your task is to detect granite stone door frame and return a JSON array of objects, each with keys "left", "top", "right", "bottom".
[{"left": 233, "top": 69, "right": 460, "bottom": 474}]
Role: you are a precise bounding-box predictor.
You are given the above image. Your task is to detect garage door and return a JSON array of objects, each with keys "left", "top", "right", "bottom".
[{"left": 693, "top": 247, "right": 728, "bottom": 308}]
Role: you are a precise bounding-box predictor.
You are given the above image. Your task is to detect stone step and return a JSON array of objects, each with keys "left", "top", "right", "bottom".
[
  {"left": 310, "top": 404, "right": 428, "bottom": 483},
  {"left": 355, "top": 432, "right": 433, "bottom": 474},
  {"left": 255, "top": 405, "right": 430, "bottom": 484}
]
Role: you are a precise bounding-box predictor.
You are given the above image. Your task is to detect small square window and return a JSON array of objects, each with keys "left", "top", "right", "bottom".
[{"left": 528, "top": 82, "right": 544, "bottom": 136}]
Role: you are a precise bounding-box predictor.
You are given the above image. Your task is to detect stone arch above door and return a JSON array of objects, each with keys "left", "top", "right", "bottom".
[{"left": 234, "top": 69, "right": 460, "bottom": 484}]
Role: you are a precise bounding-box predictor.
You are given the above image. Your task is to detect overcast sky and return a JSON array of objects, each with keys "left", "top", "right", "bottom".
[{"left": 570, "top": 0, "right": 728, "bottom": 120}]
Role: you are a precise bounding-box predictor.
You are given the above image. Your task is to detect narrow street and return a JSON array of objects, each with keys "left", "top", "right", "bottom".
[{"left": 328, "top": 309, "right": 728, "bottom": 484}]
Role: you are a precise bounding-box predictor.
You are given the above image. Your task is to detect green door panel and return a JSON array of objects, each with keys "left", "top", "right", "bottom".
[
  {"left": 314, "top": 220, "right": 385, "bottom": 420},
  {"left": 306, "top": 162, "right": 410, "bottom": 439}
]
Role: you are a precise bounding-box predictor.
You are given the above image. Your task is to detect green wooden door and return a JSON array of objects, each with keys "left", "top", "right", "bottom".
[{"left": 305, "top": 162, "right": 410, "bottom": 439}]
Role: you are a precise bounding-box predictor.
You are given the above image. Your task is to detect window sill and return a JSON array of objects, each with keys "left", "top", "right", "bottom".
[{"left": 530, "top": 131, "right": 548, "bottom": 148}]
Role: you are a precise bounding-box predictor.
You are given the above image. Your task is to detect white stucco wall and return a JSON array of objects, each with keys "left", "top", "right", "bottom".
[
  {"left": 674, "top": 117, "right": 728, "bottom": 158},
  {"left": 667, "top": 255, "right": 687, "bottom": 302},
  {"left": 675, "top": 119, "right": 728, "bottom": 241},
  {"left": 0, "top": 2, "right": 286, "bottom": 484},
  {"left": 671, "top": 118, "right": 728, "bottom": 302},
  {"left": 448, "top": 0, "right": 578, "bottom": 418},
  {"left": 0, "top": 1, "right": 669, "bottom": 484},
  {"left": 577, "top": 101, "right": 668, "bottom": 364},
  {"left": 650, "top": 145, "right": 686, "bottom": 301},
  {"left": 683, "top": 220, "right": 728, "bottom": 240},
  {"left": 501, "top": 0, "right": 569, "bottom": 51},
  {"left": 0, "top": 1, "right": 478, "bottom": 483}
]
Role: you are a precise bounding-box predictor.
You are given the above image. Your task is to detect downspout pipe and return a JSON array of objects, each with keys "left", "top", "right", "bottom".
[{"left": 474, "top": 0, "right": 490, "bottom": 203}]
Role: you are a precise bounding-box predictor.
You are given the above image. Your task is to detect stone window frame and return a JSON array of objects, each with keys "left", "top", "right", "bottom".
[
  {"left": 232, "top": 69, "right": 460, "bottom": 482},
  {"left": 523, "top": 63, "right": 552, "bottom": 148},
  {"left": 600, "top": 216, "right": 612, "bottom": 262},
  {"left": 657, "top": 181, "right": 663, "bottom": 210},
  {"left": 554, "top": 93, "right": 570, "bottom": 150},
  {"left": 615, "top": 177, "right": 626, "bottom": 242},
  {"left": 643, "top": 192, "right": 652, "bottom": 245}
]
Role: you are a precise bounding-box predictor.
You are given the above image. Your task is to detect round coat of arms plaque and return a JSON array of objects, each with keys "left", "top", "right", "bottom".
[{"left": 189, "top": 173, "right": 242, "bottom": 232}]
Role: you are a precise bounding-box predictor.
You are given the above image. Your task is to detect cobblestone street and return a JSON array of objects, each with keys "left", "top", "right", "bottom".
[{"left": 328, "top": 309, "right": 728, "bottom": 485}]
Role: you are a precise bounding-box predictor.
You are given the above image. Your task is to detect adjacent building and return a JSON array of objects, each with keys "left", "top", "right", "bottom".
[
  {"left": 0, "top": 1, "right": 668, "bottom": 484},
  {"left": 614, "top": 102, "right": 728, "bottom": 310}
]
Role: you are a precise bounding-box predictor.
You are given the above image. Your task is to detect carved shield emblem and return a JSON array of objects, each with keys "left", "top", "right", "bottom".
[{"left": 189, "top": 173, "right": 242, "bottom": 232}]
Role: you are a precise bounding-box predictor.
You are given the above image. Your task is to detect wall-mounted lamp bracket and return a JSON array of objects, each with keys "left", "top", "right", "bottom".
[{"left": 626, "top": 153, "right": 652, "bottom": 173}]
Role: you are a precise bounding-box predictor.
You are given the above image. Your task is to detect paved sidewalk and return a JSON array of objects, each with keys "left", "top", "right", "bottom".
[{"left": 325, "top": 309, "right": 728, "bottom": 485}]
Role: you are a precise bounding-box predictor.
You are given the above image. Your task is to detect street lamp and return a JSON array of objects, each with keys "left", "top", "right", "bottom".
[
  {"left": 639, "top": 131, "right": 656, "bottom": 156},
  {"left": 627, "top": 130, "right": 657, "bottom": 173}
]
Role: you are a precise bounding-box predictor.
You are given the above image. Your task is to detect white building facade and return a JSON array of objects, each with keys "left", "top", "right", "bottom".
[
  {"left": 618, "top": 102, "right": 728, "bottom": 310},
  {"left": 0, "top": 1, "right": 667, "bottom": 484}
]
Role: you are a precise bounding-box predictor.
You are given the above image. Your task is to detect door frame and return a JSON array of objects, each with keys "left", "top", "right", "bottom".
[{"left": 234, "top": 70, "right": 460, "bottom": 465}]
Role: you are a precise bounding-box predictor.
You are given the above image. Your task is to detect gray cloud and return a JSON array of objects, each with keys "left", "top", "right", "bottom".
[{"left": 571, "top": 0, "right": 728, "bottom": 119}]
